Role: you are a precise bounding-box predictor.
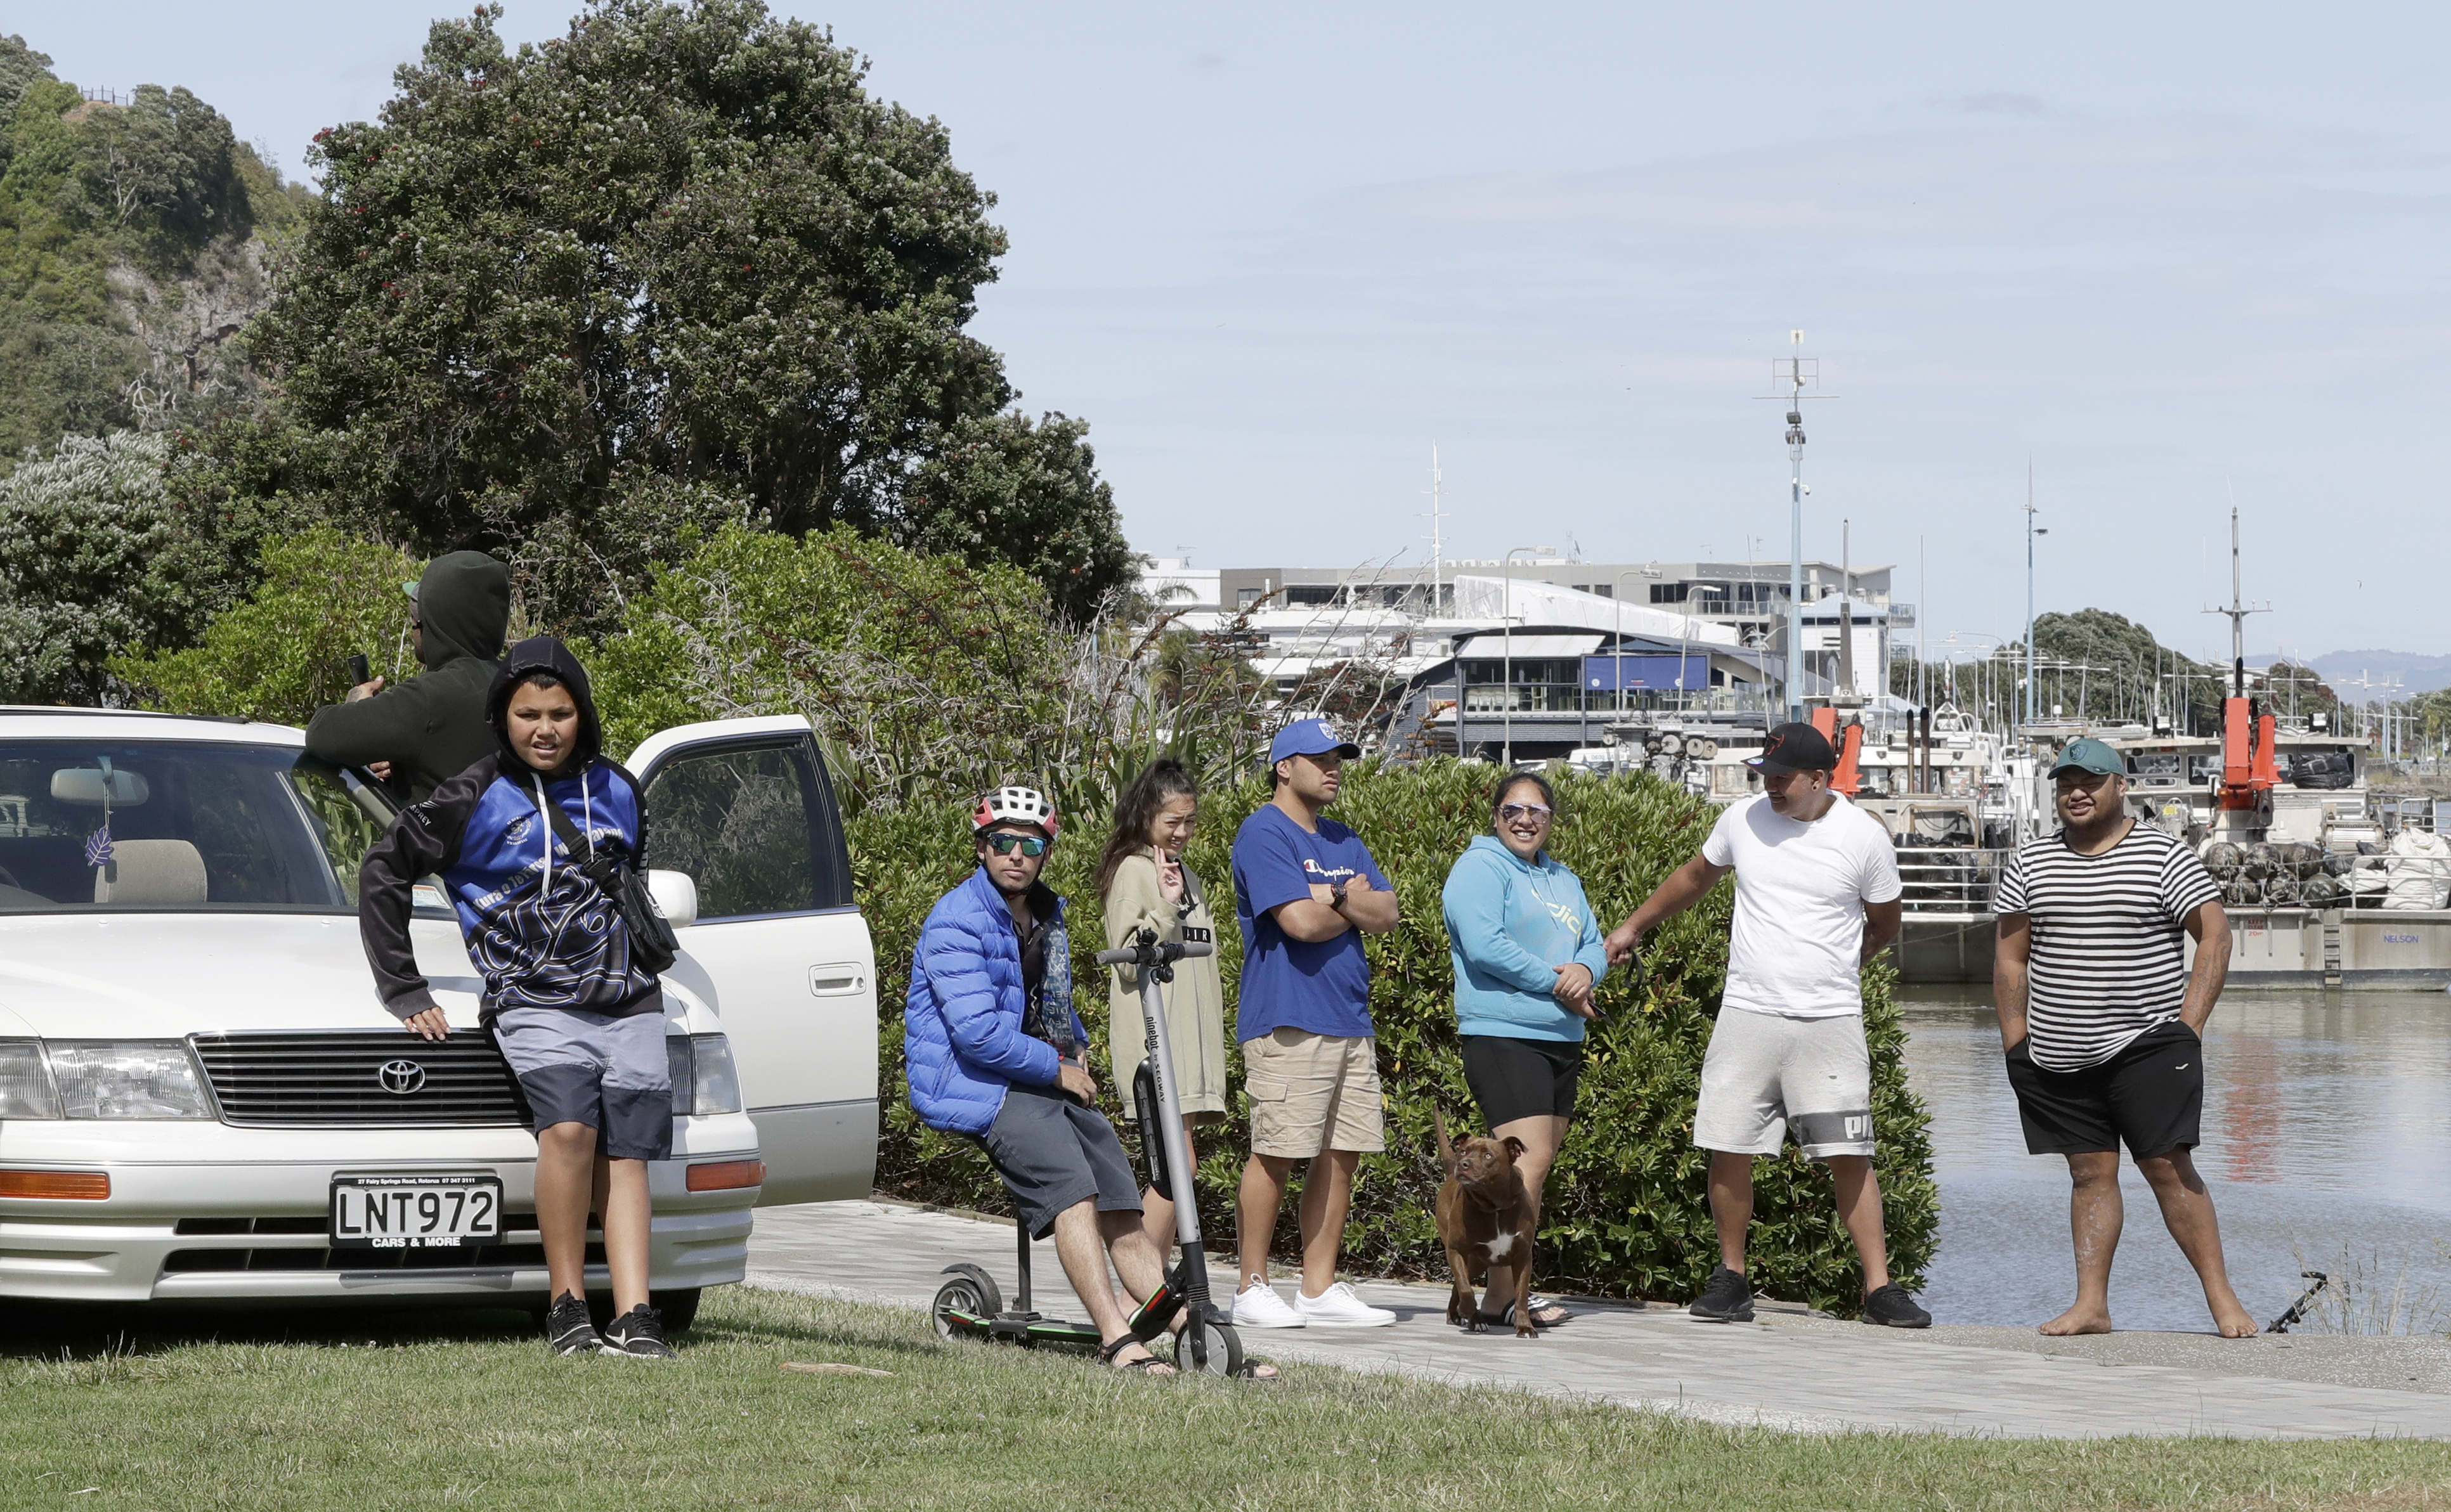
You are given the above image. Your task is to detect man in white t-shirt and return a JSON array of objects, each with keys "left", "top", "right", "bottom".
[{"left": 1606, "top": 721, "right": 1928, "bottom": 1328}]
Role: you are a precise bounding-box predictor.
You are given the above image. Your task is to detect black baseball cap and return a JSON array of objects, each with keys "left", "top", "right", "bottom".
[{"left": 1746, "top": 721, "right": 1837, "bottom": 775}]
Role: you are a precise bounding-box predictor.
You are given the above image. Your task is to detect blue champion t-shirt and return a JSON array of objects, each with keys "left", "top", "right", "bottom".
[{"left": 1231, "top": 803, "right": 1391, "bottom": 1042}]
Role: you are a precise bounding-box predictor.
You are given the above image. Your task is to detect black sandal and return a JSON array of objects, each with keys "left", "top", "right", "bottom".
[
  {"left": 1100, "top": 1336, "right": 1176, "bottom": 1375},
  {"left": 1473, "top": 1300, "right": 1566, "bottom": 1330}
]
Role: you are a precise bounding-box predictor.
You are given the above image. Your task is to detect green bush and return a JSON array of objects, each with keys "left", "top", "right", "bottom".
[
  {"left": 865, "top": 759, "right": 1936, "bottom": 1316},
  {"left": 112, "top": 526, "right": 423, "bottom": 725}
]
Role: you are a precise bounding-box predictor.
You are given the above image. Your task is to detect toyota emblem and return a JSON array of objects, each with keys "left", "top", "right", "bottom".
[{"left": 377, "top": 1059, "right": 427, "bottom": 1095}]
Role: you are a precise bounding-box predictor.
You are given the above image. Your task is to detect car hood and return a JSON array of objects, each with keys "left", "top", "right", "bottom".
[{"left": 0, "top": 913, "right": 488, "bottom": 1039}]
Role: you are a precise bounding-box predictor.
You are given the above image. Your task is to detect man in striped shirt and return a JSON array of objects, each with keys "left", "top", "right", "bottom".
[{"left": 1993, "top": 737, "right": 2256, "bottom": 1338}]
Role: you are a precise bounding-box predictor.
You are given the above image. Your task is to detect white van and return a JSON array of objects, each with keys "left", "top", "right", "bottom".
[{"left": 0, "top": 709, "right": 875, "bottom": 1328}]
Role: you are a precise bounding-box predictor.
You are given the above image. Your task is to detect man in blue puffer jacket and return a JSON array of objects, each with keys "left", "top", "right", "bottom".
[{"left": 906, "top": 785, "right": 1177, "bottom": 1374}]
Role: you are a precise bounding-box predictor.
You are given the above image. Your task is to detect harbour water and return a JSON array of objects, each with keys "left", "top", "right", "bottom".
[{"left": 1903, "top": 990, "right": 2451, "bottom": 1333}]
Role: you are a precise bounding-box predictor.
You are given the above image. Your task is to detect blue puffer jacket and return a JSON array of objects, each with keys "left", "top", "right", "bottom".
[{"left": 904, "top": 867, "right": 1088, "bottom": 1136}]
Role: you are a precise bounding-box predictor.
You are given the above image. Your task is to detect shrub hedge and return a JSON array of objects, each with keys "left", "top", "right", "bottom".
[{"left": 860, "top": 759, "right": 1936, "bottom": 1315}]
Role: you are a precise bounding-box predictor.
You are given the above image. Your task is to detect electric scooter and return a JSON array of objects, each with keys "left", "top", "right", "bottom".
[{"left": 930, "top": 929, "right": 1247, "bottom": 1376}]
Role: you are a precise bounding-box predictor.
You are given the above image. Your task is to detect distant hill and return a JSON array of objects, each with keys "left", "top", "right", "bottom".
[
  {"left": 2306, "top": 650, "right": 2451, "bottom": 700},
  {"left": 0, "top": 33, "right": 304, "bottom": 468}
]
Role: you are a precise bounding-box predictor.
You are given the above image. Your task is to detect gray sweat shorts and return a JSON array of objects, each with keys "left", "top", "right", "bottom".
[
  {"left": 490, "top": 1000, "right": 673, "bottom": 1162},
  {"left": 1692, "top": 1007, "right": 1875, "bottom": 1161},
  {"left": 977, "top": 1081, "right": 1143, "bottom": 1240}
]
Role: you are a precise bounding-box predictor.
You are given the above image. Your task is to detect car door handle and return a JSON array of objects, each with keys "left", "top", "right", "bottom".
[{"left": 809, "top": 966, "right": 866, "bottom": 996}]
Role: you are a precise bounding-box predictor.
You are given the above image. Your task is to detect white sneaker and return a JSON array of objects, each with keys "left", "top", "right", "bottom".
[
  {"left": 1293, "top": 1281, "right": 1396, "bottom": 1328},
  {"left": 1232, "top": 1276, "right": 1306, "bottom": 1329}
]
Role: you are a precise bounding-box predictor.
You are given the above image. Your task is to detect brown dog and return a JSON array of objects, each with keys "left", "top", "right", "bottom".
[{"left": 1433, "top": 1108, "right": 1539, "bottom": 1336}]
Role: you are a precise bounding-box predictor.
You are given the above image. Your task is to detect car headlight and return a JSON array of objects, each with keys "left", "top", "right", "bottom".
[
  {"left": 666, "top": 1033, "right": 743, "bottom": 1118},
  {"left": 0, "top": 1042, "right": 59, "bottom": 1119},
  {"left": 689, "top": 1033, "right": 742, "bottom": 1116},
  {"left": 46, "top": 1042, "right": 212, "bottom": 1120}
]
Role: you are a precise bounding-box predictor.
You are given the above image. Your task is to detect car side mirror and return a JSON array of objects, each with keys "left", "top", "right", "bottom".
[{"left": 646, "top": 869, "right": 698, "bottom": 929}]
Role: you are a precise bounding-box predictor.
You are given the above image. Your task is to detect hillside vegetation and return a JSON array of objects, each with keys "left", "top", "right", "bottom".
[{"left": 0, "top": 34, "right": 305, "bottom": 465}]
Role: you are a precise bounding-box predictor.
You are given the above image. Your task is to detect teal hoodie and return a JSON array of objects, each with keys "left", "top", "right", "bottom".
[{"left": 1441, "top": 833, "right": 1610, "bottom": 1042}]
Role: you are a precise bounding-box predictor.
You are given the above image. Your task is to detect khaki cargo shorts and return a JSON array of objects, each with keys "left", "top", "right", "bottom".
[{"left": 1242, "top": 1028, "right": 1385, "bottom": 1158}]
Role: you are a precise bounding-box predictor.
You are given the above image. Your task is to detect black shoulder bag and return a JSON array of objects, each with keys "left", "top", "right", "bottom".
[{"left": 529, "top": 786, "right": 682, "bottom": 976}]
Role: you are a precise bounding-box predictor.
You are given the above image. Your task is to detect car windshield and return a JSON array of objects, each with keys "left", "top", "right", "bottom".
[{"left": 0, "top": 740, "right": 396, "bottom": 914}]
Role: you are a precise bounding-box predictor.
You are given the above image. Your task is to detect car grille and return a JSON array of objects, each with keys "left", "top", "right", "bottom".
[
  {"left": 190, "top": 1031, "right": 525, "bottom": 1127},
  {"left": 162, "top": 1215, "right": 573, "bottom": 1276}
]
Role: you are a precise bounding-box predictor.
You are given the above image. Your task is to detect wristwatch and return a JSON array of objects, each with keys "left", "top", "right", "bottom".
[{"left": 1329, "top": 880, "right": 1349, "bottom": 909}]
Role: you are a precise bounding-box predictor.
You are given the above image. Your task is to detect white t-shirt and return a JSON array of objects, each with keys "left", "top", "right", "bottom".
[{"left": 1700, "top": 792, "right": 1902, "bottom": 1019}]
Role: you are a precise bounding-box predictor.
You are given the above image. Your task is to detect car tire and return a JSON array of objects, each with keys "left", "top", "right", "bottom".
[{"left": 651, "top": 1287, "right": 702, "bottom": 1333}]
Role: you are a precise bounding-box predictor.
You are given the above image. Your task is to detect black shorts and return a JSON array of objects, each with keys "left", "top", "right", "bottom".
[
  {"left": 1460, "top": 1035, "right": 1583, "bottom": 1127},
  {"left": 2005, "top": 1019, "right": 2203, "bottom": 1160},
  {"left": 977, "top": 1082, "right": 1143, "bottom": 1240}
]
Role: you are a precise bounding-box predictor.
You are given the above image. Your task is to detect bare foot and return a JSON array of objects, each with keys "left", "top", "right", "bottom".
[
  {"left": 2211, "top": 1304, "right": 2259, "bottom": 1338},
  {"left": 2038, "top": 1305, "right": 2113, "bottom": 1336}
]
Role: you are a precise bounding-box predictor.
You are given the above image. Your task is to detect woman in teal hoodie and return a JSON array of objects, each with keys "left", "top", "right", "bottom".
[{"left": 1441, "top": 771, "right": 1610, "bottom": 1327}]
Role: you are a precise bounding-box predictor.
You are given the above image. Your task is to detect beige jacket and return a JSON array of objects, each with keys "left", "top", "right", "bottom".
[{"left": 1102, "top": 852, "right": 1229, "bottom": 1120}]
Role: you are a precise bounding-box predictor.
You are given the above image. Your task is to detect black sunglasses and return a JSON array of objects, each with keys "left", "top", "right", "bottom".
[{"left": 985, "top": 834, "right": 1048, "bottom": 857}]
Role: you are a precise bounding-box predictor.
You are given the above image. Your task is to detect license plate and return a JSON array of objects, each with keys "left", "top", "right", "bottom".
[{"left": 329, "top": 1175, "right": 503, "bottom": 1250}]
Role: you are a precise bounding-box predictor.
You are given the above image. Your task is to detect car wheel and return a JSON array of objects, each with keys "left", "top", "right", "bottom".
[{"left": 651, "top": 1288, "right": 701, "bottom": 1333}]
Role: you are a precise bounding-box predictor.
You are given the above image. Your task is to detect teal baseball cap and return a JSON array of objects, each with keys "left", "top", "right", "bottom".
[{"left": 2049, "top": 737, "right": 2124, "bottom": 778}]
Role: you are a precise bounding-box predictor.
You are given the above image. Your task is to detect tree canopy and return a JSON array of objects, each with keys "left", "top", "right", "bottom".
[{"left": 251, "top": 0, "right": 1132, "bottom": 628}]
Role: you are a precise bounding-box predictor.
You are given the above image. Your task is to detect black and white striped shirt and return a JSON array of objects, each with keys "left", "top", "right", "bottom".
[{"left": 1993, "top": 824, "right": 2221, "bottom": 1071}]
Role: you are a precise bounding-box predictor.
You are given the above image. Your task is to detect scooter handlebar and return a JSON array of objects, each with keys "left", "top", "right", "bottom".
[{"left": 1093, "top": 940, "right": 1214, "bottom": 966}]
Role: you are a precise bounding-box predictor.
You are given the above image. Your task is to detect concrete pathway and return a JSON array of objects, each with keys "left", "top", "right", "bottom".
[{"left": 747, "top": 1199, "right": 2451, "bottom": 1440}]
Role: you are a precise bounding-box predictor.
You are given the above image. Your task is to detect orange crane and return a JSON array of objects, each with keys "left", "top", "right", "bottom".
[
  {"left": 2205, "top": 507, "right": 2273, "bottom": 813},
  {"left": 1811, "top": 707, "right": 1866, "bottom": 796}
]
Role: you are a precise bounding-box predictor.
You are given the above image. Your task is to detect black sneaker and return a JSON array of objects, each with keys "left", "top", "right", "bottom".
[
  {"left": 1861, "top": 1284, "right": 1932, "bottom": 1329},
  {"left": 545, "top": 1291, "right": 602, "bottom": 1355},
  {"left": 1687, "top": 1265, "right": 1756, "bottom": 1323},
  {"left": 602, "top": 1303, "right": 679, "bottom": 1359}
]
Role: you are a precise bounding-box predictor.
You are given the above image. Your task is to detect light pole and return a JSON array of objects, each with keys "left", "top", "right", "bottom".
[
  {"left": 1756, "top": 334, "right": 1829, "bottom": 721},
  {"left": 1500, "top": 545, "right": 1551, "bottom": 769},
  {"left": 1686, "top": 585, "right": 1724, "bottom": 711},
  {"left": 1611, "top": 566, "right": 1662, "bottom": 735},
  {"left": 2022, "top": 463, "right": 2047, "bottom": 728},
  {"left": 1944, "top": 632, "right": 2004, "bottom": 729},
  {"left": 1784, "top": 394, "right": 1807, "bottom": 722}
]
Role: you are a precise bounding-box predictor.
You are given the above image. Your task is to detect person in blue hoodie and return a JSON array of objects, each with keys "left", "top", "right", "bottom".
[
  {"left": 1440, "top": 770, "right": 1609, "bottom": 1328},
  {"left": 359, "top": 636, "right": 677, "bottom": 1360},
  {"left": 904, "top": 785, "right": 1179, "bottom": 1375}
]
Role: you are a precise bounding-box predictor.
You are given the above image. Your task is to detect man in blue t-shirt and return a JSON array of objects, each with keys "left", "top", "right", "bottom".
[{"left": 1228, "top": 718, "right": 1401, "bottom": 1329}]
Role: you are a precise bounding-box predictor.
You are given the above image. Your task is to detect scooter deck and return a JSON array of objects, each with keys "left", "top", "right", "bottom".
[
  {"left": 938, "top": 1309, "right": 1108, "bottom": 1346},
  {"left": 941, "top": 1274, "right": 1189, "bottom": 1348}
]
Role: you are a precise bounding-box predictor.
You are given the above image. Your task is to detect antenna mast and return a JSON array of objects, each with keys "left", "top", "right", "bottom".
[{"left": 2202, "top": 506, "right": 2268, "bottom": 699}]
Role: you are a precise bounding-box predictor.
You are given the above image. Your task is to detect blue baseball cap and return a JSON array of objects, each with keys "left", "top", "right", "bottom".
[{"left": 1268, "top": 717, "right": 1362, "bottom": 768}]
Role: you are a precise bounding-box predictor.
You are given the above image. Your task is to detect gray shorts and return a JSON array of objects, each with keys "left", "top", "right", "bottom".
[
  {"left": 977, "top": 1081, "right": 1143, "bottom": 1240},
  {"left": 1693, "top": 1007, "right": 1874, "bottom": 1161},
  {"left": 491, "top": 1000, "right": 673, "bottom": 1162}
]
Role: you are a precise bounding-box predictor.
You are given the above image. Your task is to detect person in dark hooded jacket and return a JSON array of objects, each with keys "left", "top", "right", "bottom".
[
  {"left": 356, "top": 636, "right": 677, "bottom": 1359},
  {"left": 306, "top": 550, "right": 511, "bottom": 803}
]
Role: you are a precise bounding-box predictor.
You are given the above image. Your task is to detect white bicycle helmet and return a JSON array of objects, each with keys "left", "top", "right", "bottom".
[{"left": 972, "top": 785, "right": 1060, "bottom": 837}]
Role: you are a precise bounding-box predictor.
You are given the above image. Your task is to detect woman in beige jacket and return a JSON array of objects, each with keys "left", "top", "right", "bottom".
[{"left": 1097, "top": 759, "right": 1229, "bottom": 1253}]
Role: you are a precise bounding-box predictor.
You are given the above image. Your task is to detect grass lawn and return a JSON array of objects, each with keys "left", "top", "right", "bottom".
[{"left": 3, "top": 1285, "right": 2445, "bottom": 1510}]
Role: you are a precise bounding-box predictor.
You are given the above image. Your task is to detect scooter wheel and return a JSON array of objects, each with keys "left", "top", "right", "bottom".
[
  {"left": 932, "top": 1263, "right": 1003, "bottom": 1340},
  {"left": 1172, "top": 1315, "right": 1244, "bottom": 1376}
]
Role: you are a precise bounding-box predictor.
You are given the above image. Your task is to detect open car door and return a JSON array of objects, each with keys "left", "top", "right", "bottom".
[{"left": 629, "top": 716, "right": 875, "bottom": 1206}]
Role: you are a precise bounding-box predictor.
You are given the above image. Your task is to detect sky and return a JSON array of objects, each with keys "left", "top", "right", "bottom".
[{"left": 18, "top": 1, "right": 2451, "bottom": 664}]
